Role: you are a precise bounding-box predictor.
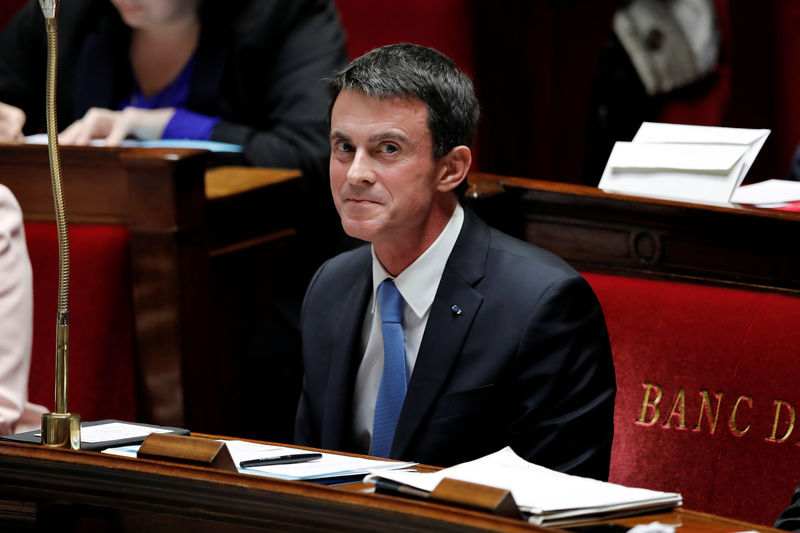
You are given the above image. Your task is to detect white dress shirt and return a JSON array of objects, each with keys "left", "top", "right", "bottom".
[{"left": 351, "top": 204, "right": 464, "bottom": 453}]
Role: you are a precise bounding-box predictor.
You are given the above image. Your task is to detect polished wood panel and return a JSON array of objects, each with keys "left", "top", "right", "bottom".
[
  {"left": 467, "top": 172, "right": 800, "bottom": 295},
  {"left": 205, "top": 166, "right": 301, "bottom": 200},
  {"left": 0, "top": 439, "right": 781, "bottom": 532},
  {"left": 0, "top": 144, "right": 303, "bottom": 434}
]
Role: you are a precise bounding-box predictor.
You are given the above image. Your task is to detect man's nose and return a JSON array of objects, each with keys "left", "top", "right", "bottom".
[{"left": 346, "top": 150, "right": 376, "bottom": 184}]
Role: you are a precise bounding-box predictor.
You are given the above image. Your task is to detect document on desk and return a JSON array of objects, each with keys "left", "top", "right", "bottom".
[
  {"left": 730, "top": 179, "right": 800, "bottom": 206},
  {"left": 598, "top": 122, "right": 770, "bottom": 206},
  {"left": 364, "top": 447, "right": 682, "bottom": 527},
  {"left": 103, "top": 439, "right": 415, "bottom": 483},
  {"left": 0, "top": 419, "right": 189, "bottom": 451},
  {"left": 225, "top": 440, "right": 415, "bottom": 482},
  {"left": 25, "top": 133, "right": 243, "bottom": 153}
]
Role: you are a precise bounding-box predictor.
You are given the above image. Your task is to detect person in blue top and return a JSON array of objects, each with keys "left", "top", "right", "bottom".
[{"left": 0, "top": 0, "right": 346, "bottom": 178}]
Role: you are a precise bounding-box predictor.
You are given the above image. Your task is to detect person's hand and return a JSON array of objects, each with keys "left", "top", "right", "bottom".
[
  {"left": 59, "top": 106, "right": 175, "bottom": 146},
  {"left": 0, "top": 102, "right": 26, "bottom": 143}
]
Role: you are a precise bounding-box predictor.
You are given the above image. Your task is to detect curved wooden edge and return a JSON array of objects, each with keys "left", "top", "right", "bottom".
[
  {"left": 0, "top": 440, "right": 540, "bottom": 533},
  {"left": 205, "top": 166, "right": 302, "bottom": 200},
  {"left": 584, "top": 508, "right": 783, "bottom": 533},
  {"left": 467, "top": 171, "right": 800, "bottom": 221}
]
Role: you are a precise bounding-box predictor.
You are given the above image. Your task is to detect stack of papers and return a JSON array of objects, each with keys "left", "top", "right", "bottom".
[
  {"left": 103, "top": 439, "right": 414, "bottom": 484},
  {"left": 365, "top": 447, "right": 681, "bottom": 527},
  {"left": 598, "top": 122, "right": 770, "bottom": 206},
  {"left": 0, "top": 419, "right": 189, "bottom": 451}
]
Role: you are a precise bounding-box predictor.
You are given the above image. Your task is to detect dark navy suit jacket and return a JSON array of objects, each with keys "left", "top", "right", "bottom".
[
  {"left": 294, "top": 209, "right": 616, "bottom": 480},
  {"left": 776, "top": 483, "right": 800, "bottom": 531}
]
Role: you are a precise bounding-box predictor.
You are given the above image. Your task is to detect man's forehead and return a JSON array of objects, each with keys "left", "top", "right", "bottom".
[
  {"left": 330, "top": 90, "right": 429, "bottom": 136},
  {"left": 332, "top": 91, "right": 426, "bottom": 117}
]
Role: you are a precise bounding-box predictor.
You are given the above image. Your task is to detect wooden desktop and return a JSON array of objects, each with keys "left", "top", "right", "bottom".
[{"left": 0, "top": 438, "right": 781, "bottom": 532}]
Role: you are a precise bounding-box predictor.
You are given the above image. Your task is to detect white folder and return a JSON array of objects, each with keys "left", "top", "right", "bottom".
[{"left": 598, "top": 122, "right": 770, "bottom": 205}]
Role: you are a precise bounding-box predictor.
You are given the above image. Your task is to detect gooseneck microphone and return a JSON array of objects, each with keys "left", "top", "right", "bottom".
[{"left": 38, "top": 0, "right": 81, "bottom": 450}]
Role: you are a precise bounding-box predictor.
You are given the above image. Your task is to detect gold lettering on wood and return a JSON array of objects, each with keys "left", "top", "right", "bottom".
[
  {"left": 766, "top": 399, "right": 796, "bottom": 442},
  {"left": 693, "top": 390, "right": 724, "bottom": 434},
  {"left": 637, "top": 383, "right": 662, "bottom": 426},
  {"left": 729, "top": 395, "right": 753, "bottom": 436},
  {"left": 663, "top": 388, "right": 687, "bottom": 429}
]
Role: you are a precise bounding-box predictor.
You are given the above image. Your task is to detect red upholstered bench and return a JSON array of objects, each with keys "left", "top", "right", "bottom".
[
  {"left": 583, "top": 272, "right": 800, "bottom": 527},
  {"left": 25, "top": 222, "right": 136, "bottom": 423}
]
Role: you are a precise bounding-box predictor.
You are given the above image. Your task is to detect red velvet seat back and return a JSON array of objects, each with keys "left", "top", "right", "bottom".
[
  {"left": 583, "top": 272, "right": 800, "bottom": 526},
  {"left": 333, "top": 0, "right": 474, "bottom": 77},
  {"left": 25, "top": 222, "right": 136, "bottom": 423}
]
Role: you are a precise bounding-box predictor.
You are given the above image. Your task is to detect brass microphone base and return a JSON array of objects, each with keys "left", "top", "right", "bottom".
[{"left": 41, "top": 412, "right": 81, "bottom": 450}]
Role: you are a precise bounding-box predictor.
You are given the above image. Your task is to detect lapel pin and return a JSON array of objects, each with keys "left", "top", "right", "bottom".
[{"left": 451, "top": 304, "right": 463, "bottom": 316}]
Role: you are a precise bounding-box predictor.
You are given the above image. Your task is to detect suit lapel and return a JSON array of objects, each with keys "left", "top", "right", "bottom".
[
  {"left": 320, "top": 267, "right": 372, "bottom": 450},
  {"left": 391, "top": 210, "right": 491, "bottom": 458}
]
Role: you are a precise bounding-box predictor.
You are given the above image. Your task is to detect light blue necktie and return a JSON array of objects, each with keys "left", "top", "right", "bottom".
[{"left": 371, "top": 279, "right": 408, "bottom": 458}]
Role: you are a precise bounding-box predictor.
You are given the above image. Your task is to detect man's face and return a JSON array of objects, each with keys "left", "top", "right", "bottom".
[{"left": 329, "top": 90, "right": 448, "bottom": 248}]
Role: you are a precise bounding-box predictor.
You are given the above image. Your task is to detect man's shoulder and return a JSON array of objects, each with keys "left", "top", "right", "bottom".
[
  {"left": 484, "top": 228, "right": 589, "bottom": 304},
  {"left": 311, "top": 244, "right": 371, "bottom": 285},
  {"left": 450, "top": 210, "right": 585, "bottom": 294},
  {"left": 487, "top": 226, "right": 577, "bottom": 276},
  {"left": 303, "top": 244, "right": 370, "bottom": 317}
]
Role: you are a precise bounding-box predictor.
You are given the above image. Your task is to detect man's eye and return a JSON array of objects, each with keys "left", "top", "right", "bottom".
[
  {"left": 335, "top": 141, "right": 354, "bottom": 152},
  {"left": 380, "top": 143, "right": 398, "bottom": 154}
]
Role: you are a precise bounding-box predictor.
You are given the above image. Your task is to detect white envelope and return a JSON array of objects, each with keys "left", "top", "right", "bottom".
[{"left": 598, "top": 122, "right": 770, "bottom": 205}]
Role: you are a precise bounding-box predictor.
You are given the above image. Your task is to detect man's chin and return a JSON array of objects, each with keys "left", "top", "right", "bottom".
[{"left": 340, "top": 218, "right": 383, "bottom": 243}]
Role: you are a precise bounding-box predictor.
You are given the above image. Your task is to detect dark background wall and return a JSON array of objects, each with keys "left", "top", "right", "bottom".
[{"left": 3, "top": 0, "right": 799, "bottom": 185}]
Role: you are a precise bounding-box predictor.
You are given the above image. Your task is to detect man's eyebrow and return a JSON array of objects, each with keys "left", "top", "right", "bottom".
[
  {"left": 329, "top": 130, "right": 410, "bottom": 143},
  {"left": 368, "top": 132, "right": 408, "bottom": 143}
]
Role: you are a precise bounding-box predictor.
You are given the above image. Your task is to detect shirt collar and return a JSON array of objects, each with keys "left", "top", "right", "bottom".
[{"left": 371, "top": 204, "right": 465, "bottom": 318}]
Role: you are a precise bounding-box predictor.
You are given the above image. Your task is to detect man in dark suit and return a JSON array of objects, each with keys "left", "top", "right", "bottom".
[
  {"left": 294, "top": 44, "right": 616, "bottom": 480},
  {"left": 776, "top": 483, "right": 800, "bottom": 531}
]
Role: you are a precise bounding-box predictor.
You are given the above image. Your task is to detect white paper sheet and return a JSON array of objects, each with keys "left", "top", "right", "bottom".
[
  {"left": 78, "top": 421, "right": 173, "bottom": 443},
  {"left": 103, "top": 439, "right": 415, "bottom": 482},
  {"left": 365, "top": 447, "right": 681, "bottom": 525},
  {"left": 730, "top": 179, "right": 800, "bottom": 205}
]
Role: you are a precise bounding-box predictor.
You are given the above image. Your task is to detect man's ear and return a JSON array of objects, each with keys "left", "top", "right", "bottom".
[{"left": 437, "top": 146, "right": 472, "bottom": 192}]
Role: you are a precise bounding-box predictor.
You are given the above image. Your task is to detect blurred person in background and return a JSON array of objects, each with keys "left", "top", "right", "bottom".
[
  {"left": 0, "top": 0, "right": 346, "bottom": 180},
  {"left": 584, "top": 0, "right": 721, "bottom": 185},
  {"left": 0, "top": 184, "right": 47, "bottom": 435}
]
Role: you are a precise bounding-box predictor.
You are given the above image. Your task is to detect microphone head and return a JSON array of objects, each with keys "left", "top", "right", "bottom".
[{"left": 39, "top": 0, "right": 59, "bottom": 20}]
